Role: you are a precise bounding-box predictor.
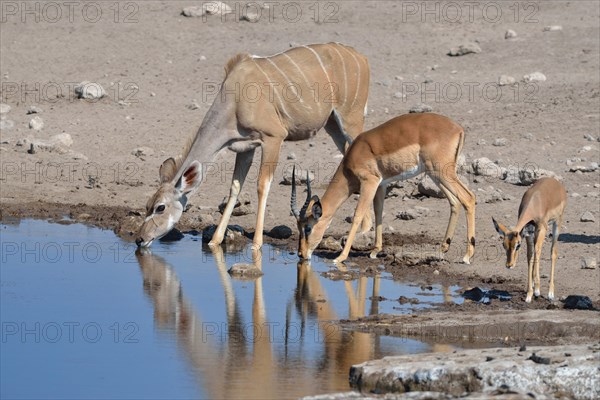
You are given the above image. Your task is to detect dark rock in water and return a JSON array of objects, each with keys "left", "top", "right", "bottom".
[
  {"left": 228, "top": 263, "right": 264, "bottom": 279},
  {"left": 562, "top": 295, "right": 596, "bottom": 310},
  {"left": 159, "top": 229, "right": 184, "bottom": 242},
  {"left": 462, "top": 287, "right": 511, "bottom": 304},
  {"left": 268, "top": 225, "right": 292, "bottom": 239},
  {"left": 201, "top": 224, "right": 245, "bottom": 243}
]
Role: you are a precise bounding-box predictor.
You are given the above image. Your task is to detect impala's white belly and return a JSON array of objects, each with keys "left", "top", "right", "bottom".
[{"left": 380, "top": 162, "right": 424, "bottom": 187}]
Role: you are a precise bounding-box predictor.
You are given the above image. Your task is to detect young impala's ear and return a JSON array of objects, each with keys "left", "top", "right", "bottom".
[
  {"left": 159, "top": 158, "right": 178, "bottom": 183},
  {"left": 492, "top": 217, "right": 508, "bottom": 237},
  {"left": 176, "top": 161, "right": 202, "bottom": 194},
  {"left": 311, "top": 196, "right": 322, "bottom": 221}
]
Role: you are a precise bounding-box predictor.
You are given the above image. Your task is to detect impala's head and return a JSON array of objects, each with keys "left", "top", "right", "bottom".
[
  {"left": 290, "top": 167, "right": 328, "bottom": 260},
  {"left": 136, "top": 158, "right": 202, "bottom": 248},
  {"left": 492, "top": 217, "right": 522, "bottom": 269}
]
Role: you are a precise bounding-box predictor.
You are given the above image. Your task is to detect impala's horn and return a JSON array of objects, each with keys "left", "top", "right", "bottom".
[
  {"left": 300, "top": 170, "right": 312, "bottom": 218},
  {"left": 290, "top": 166, "right": 300, "bottom": 219}
]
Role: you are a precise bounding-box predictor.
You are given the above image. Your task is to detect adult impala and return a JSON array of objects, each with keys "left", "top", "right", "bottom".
[
  {"left": 291, "top": 113, "right": 476, "bottom": 264},
  {"left": 492, "top": 177, "right": 567, "bottom": 302},
  {"left": 136, "top": 43, "right": 369, "bottom": 248}
]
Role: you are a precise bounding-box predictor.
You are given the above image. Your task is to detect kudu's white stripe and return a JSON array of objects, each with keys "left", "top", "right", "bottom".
[
  {"left": 266, "top": 57, "right": 305, "bottom": 104},
  {"left": 302, "top": 45, "right": 335, "bottom": 101},
  {"left": 330, "top": 45, "right": 348, "bottom": 104},
  {"left": 252, "top": 58, "right": 292, "bottom": 120},
  {"left": 337, "top": 44, "right": 361, "bottom": 108}
]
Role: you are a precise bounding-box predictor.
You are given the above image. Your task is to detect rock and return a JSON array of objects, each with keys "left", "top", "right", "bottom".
[
  {"left": 240, "top": 9, "right": 259, "bottom": 21},
  {"left": 341, "top": 232, "right": 373, "bottom": 251},
  {"left": 562, "top": 295, "right": 595, "bottom": 310},
  {"left": 569, "top": 164, "right": 598, "bottom": 173},
  {"left": 28, "top": 116, "right": 44, "bottom": 130},
  {"left": 26, "top": 106, "right": 42, "bottom": 114},
  {"left": 0, "top": 103, "right": 10, "bottom": 114},
  {"left": 505, "top": 29, "right": 517, "bottom": 39},
  {"left": 580, "top": 211, "right": 595, "bottom": 222},
  {"left": 74, "top": 81, "right": 105, "bottom": 100},
  {"left": 497, "top": 75, "right": 516, "bottom": 86},
  {"left": 228, "top": 263, "right": 264, "bottom": 279},
  {"left": 218, "top": 193, "right": 252, "bottom": 216},
  {"left": 393, "top": 92, "right": 405, "bottom": 99},
  {"left": 523, "top": 72, "right": 546, "bottom": 82},
  {"left": 281, "top": 166, "right": 314, "bottom": 185},
  {"left": 20, "top": 133, "right": 73, "bottom": 154},
  {"left": 50, "top": 133, "right": 73, "bottom": 147},
  {"left": 182, "top": 1, "right": 232, "bottom": 17},
  {"left": 408, "top": 103, "right": 433, "bottom": 113},
  {"left": 397, "top": 207, "right": 428, "bottom": 220},
  {"left": 268, "top": 225, "right": 292, "bottom": 239},
  {"left": 286, "top": 152, "right": 296, "bottom": 160},
  {"left": 447, "top": 43, "right": 481, "bottom": 56},
  {"left": 417, "top": 175, "right": 444, "bottom": 198},
  {"left": 131, "top": 146, "right": 154, "bottom": 158},
  {"left": 471, "top": 158, "right": 506, "bottom": 179},
  {"left": 187, "top": 101, "right": 201, "bottom": 110},
  {"left": 584, "top": 134, "right": 598, "bottom": 141},
  {"left": 580, "top": 145, "right": 592, "bottom": 152},
  {"left": 492, "top": 138, "right": 507, "bottom": 146},
  {"left": 318, "top": 236, "right": 343, "bottom": 252},
  {"left": 202, "top": 224, "right": 246, "bottom": 246},
  {"left": 504, "top": 166, "right": 558, "bottom": 186},
  {"left": 349, "top": 345, "right": 600, "bottom": 398},
  {"left": 581, "top": 257, "right": 597, "bottom": 270},
  {"left": 0, "top": 119, "right": 15, "bottom": 130},
  {"left": 543, "top": 25, "right": 563, "bottom": 31}
]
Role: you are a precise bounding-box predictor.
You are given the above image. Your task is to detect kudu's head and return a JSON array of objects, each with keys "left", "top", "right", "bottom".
[
  {"left": 136, "top": 158, "right": 202, "bottom": 247},
  {"left": 290, "top": 167, "right": 327, "bottom": 260},
  {"left": 492, "top": 217, "right": 522, "bottom": 269}
]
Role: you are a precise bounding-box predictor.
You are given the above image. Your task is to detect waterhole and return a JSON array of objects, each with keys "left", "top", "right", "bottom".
[{"left": 1, "top": 220, "right": 464, "bottom": 399}]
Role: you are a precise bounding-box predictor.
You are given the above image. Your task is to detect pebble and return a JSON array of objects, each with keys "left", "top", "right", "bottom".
[
  {"left": 131, "top": 147, "right": 154, "bottom": 158},
  {"left": 523, "top": 72, "right": 546, "bottom": 82},
  {"left": 471, "top": 157, "right": 506, "bottom": 179},
  {"left": 492, "top": 138, "right": 507, "bottom": 147},
  {"left": 318, "top": 236, "right": 342, "bottom": 252},
  {"left": 75, "top": 81, "right": 105, "bottom": 100},
  {"left": 286, "top": 153, "right": 296, "bottom": 160},
  {"left": 447, "top": 43, "right": 481, "bottom": 56},
  {"left": 183, "top": 1, "right": 232, "bottom": 17},
  {"left": 393, "top": 92, "right": 405, "bottom": 99},
  {"left": 0, "top": 103, "right": 11, "bottom": 114},
  {"left": 580, "top": 211, "right": 595, "bottom": 222},
  {"left": 28, "top": 116, "right": 44, "bottom": 130},
  {"left": 281, "top": 166, "right": 314, "bottom": 185},
  {"left": 26, "top": 106, "right": 42, "bottom": 114},
  {"left": 505, "top": 29, "right": 517, "bottom": 39},
  {"left": 417, "top": 175, "right": 444, "bottom": 198},
  {"left": 581, "top": 257, "right": 597, "bottom": 270},
  {"left": 408, "top": 103, "right": 433, "bottom": 113},
  {"left": 543, "top": 25, "right": 563, "bottom": 31},
  {"left": 498, "top": 75, "right": 516, "bottom": 86},
  {"left": 268, "top": 225, "right": 292, "bottom": 239},
  {"left": 0, "top": 119, "right": 15, "bottom": 130}
]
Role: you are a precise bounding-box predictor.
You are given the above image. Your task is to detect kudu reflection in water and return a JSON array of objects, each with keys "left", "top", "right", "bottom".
[{"left": 135, "top": 247, "right": 386, "bottom": 398}]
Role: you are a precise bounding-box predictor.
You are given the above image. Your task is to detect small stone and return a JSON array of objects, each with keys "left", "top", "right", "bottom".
[
  {"left": 409, "top": 103, "right": 433, "bottom": 113},
  {"left": 521, "top": 132, "right": 534, "bottom": 140},
  {"left": 287, "top": 153, "right": 296, "bottom": 160},
  {"left": 28, "top": 116, "right": 44, "bottom": 130},
  {"left": 187, "top": 101, "right": 201, "bottom": 110},
  {"left": 543, "top": 25, "right": 563, "bottom": 31},
  {"left": 580, "top": 211, "right": 595, "bottom": 222},
  {"left": 581, "top": 257, "right": 597, "bottom": 270},
  {"left": 583, "top": 134, "right": 598, "bottom": 141},
  {"left": 74, "top": 81, "right": 105, "bottom": 99},
  {"left": 417, "top": 175, "right": 445, "bottom": 198},
  {"left": 447, "top": 43, "right": 481, "bottom": 56},
  {"left": 433, "top": 270, "right": 440, "bottom": 275},
  {"left": 268, "top": 225, "right": 292, "bottom": 239},
  {"left": 523, "top": 72, "right": 546, "bottom": 82},
  {"left": 471, "top": 157, "right": 506, "bottom": 179},
  {"left": 318, "top": 236, "right": 342, "bottom": 252},
  {"left": 281, "top": 167, "right": 314, "bottom": 185},
  {"left": 493, "top": 138, "right": 507, "bottom": 147},
  {"left": 505, "top": 29, "right": 517, "bottom": 39},
  {"left": 228, "top": 263, "right": 263, "bottom": 278},
  {"left": 393, "top": 92, "right": 405, "bottom": 99},
  {"left": 0, "top": 103, "right": 11, "bottom": 114},
  {"left": 342, "top": 233, "right": 373, "bottom": 251},
  {"left": 131, "top": 147, "right": 154, "bottom": 158},
  {"left": 182, "top": 1, "right": 232, "bottom": 17},
  {"left": 26, "top": 105, "right": 42, "bottom": 114},
  {"left": 240, "top": 9, "right": 260, "bottom": 22},
  {"left": 200, "top": 56, "right": 207, "bottom": 61},
  {"left": 580, "top": 146, "right": 592, "bottom": 152},
  {"left": 0, "top": 119, "right": 15, "bottom": 130},
  {"left": 498, "top": 75, "right": 516, "bottom": 86}
]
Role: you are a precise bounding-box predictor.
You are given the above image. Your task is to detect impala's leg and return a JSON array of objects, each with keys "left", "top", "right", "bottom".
[
  {"left": 435, "top": 179, "right": 461, "bottom": 253},
  {"left": 370, "top": 185, "right": 386, "bottom": 259},
  {"left": 548, "top": 218, "right": 561, "bottom": 300},
  {"left": 253, "top": 139, "right": 283, "bottom": 249},
  {"left": 209, "top": 150, "right": 255, "bottom": 246},
  {"left": 526, "top": 234, "right": 534, "bottom": 294},
  {"left": 334, "top": 178, "right": 379, "bottom": 264},
  {"left": 527, "top": 226, "right": 546, "bottom": 302},
  {"left": 436, "top": 171, "right": 476, "bottom": 264}
]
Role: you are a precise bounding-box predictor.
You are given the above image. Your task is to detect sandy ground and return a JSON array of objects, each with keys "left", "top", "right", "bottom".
[{"left": 1, "top": 2, "right": 599, "bottom": 310}]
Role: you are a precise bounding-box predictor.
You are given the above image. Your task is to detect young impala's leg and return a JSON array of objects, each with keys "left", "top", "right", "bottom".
[
  {"left": 253, "top": 139, "right": 283, "bottom": 249},
  {"left": 335, "top": 178, "right": 379, "bottom": 264},
  {"left": 370, "top": 185, "right": 386, "bottom": 259},
  {"left": 209, "top": 150, "right": 255, "bottom": 247},
  {"left": 527, "top": 225, "right": 546, "bottom": 302},
  {"left": 548, "top": 217, "right": 562, "bottom": 300},
  {"left": 434, "top": 178, "right": 461, "bottom": 253},
  {"left": 436, "top": 170, "right": 476, "bottom": 264},
  {"left": 526, "top": 234, "right": 534, "bottom": 294}
]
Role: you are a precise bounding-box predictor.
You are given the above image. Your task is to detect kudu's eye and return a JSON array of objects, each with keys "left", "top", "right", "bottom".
[{"left": 155, "top": 204, "right": 166, "bottom": 213}]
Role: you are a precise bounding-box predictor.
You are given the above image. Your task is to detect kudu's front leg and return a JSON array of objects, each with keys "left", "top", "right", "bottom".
[
  {"left": 209, "top": 150, "right": 255, "bottom": 247},
  {"left": 253, "top": 140, "right": 283, "bottom": 249}
]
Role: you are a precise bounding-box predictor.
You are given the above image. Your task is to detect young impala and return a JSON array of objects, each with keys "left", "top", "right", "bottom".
[
  {"left": 291, "top": 113, "right": 476, "bottom": 264},
  {"left": 492, "top": 177, "right": 567, "bottom": 302}
]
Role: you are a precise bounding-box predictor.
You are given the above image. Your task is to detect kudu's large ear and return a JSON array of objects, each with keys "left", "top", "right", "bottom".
[
  {"left": 159, "top": 158, "right": 178, "bottom": 183},
  {"left": 311, "top": 196, "right": 322, "bottom": 220},
  {"left": 176, "top": 161, "right": 202, "bottom": 194},
  {"left": 492, "top": 217, "right": 507, "bottom": 237}
]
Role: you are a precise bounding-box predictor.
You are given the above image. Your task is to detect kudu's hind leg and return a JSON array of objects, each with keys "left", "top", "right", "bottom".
[{"left": 209, "top": 150, "right": 255, "bottom": 246}]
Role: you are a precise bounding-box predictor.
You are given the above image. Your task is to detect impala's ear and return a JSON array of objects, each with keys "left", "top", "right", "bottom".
[
  {"left": 311, "top": 196, "right": 322, "bottom": 221},
  {"left": 176, "top": 161, "right": 202, "bottom": 194},
  {"left": 492, "top": 217, "right": 508, "bottom": 237},
  {"left": 159, "top": 158, "right": 178, "bottom": 183}
]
